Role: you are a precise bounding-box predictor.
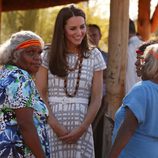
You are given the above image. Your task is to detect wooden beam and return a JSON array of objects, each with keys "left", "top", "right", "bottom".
[
  {"left": 137, "top": 0, "right": 150, "bottom": 40},
  {"left": 2, "top": 0, "right": 88, "bottom": 12},
  {"left": 151, "top": 3, "right": 158, "bottom": 33}
]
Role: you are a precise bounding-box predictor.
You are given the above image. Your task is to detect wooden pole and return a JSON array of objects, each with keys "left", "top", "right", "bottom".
[
  {"left": 106, "top": 0, "right": 129, "bottom": 120},
  {"left": 137, "top": 0, "right": 150, "bottom": 41},
  {"left": 102, "top": 0, "right": 129, "bottom": 157}
]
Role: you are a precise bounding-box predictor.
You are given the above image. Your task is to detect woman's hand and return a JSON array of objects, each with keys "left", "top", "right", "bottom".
[
  {"left": 59, "top": 125, "right": 86, "bottom": 144},
  {"left": 53, "top": 124, "right": 69, "bottom": 138},
  {"left": 48, "top": 115, "right": 69, "bottom": 138}
]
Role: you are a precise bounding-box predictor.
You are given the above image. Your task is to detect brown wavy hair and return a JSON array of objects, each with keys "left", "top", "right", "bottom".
[{"left": 48, "top": 5, "right": 91, "bottom": 77}]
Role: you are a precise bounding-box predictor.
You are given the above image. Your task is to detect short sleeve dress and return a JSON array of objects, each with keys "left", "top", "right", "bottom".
[
  {"left": 0, "top": 65, "right": 50, "bottom": 158},
  {"left": 112, "top": 80, "right": 158, "bottom": 158},
  {"left": 42, "top": 48, "right": 106, "bottom": 158}
]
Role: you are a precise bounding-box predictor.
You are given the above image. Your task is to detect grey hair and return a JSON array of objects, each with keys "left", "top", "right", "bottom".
[
  {"left": 143, "top": 44, "right": 158, "bottom": 80},
  {"left": 0, "top": 30, "right": 44, "bottom": 65}
]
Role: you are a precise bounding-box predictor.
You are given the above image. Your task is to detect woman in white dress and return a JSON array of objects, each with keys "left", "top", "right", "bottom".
[{"left": 35, "top": 5, "right": 106, "bottom": 158}]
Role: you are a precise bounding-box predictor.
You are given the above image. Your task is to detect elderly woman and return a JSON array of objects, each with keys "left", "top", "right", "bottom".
[
  {"left": 108, "top": 42, "right": 158, "bottom": 158},
  {"left": 0, "top": 31, "right": 50, "bottom": 157}
]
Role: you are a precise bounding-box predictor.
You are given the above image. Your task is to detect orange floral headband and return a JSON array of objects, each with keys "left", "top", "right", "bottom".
[{"left": 15, "top": 39, "right": 42, "bottom": 50}]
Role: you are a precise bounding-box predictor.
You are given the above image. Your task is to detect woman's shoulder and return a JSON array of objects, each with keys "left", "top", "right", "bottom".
[
  {"left": 127, "top": 80, "right": 155, "bottom": 96},
  {"left": 143, "top": 80, "right": 158, "bottom": 90},
  {"left": 129, "top": 81, "right": 145, "bottom": 91},
  {"left": 41, "top": 47, "right": 49, "bottom": 68},
  {"left": 5, "top": 65, "right": 31, "bottom": 81},
  {"left": 41, "top": 50, "right": 48, "bottom": 62},
  {"left": 134, "top": 80, "right": 158, "bottom": 88},
  {"left": 90, "top": 47, "right": 101, "bottom": 55},
  {"left": 87, "top": 47, "right": 103, "bottom": 59}
]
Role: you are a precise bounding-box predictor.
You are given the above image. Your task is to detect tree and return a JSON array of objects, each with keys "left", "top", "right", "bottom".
[
  {"left": 1, "top": 10, "right": 39, "bottom": 42},
  {"left": 35, "top": 7, "right": 61, "bottom": 43}
]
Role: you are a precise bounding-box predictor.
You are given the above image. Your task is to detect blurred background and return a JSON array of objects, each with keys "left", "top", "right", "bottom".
[
  {"left": 0, "top": 0, "right": 158, "bottom": 52},
  {"left": 1, "top": 0, "right": 158, "bottom": 51}
]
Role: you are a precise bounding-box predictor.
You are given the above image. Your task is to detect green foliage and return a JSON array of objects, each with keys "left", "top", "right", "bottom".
[
  {"left": 82, "top": 2, "right": 109, "bottom": 52},
  {"left": 35, "top": 7, "right": 62, "bottom": 43},
  {"left": 1, "top": 10, "right": 39, "bottom": 42},
  {"left": 1, "top": 2, "right": 109, "bottom": 51}
]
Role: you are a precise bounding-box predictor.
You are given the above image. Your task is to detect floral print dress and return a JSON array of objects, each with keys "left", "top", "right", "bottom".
[{"left": 0, "top": 65, "right": 50, "bottom": 158}]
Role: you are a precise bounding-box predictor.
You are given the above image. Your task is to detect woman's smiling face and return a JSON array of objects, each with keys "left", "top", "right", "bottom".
[{"left": 64, "top": 16, "right": 86, "bottom": 51}]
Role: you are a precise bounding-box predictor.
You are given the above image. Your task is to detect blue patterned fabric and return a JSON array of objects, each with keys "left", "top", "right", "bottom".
[{"left": 0, "top": 64, "right": 50, "bottom": 158}]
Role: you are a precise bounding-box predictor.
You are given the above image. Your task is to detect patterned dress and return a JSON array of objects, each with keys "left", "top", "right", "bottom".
[
  {"left": 0, "top": 65, "right": 50, "bottom": 158},
  {"left": 42, "top": 48, "right": 106, "bottom": 158}
]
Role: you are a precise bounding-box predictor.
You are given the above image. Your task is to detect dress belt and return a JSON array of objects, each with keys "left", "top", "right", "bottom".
[{"left": 49, "top": 96, "right": 89, "bottom": 104}]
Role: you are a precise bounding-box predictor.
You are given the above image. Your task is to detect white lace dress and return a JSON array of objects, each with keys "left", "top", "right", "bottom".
[{"left": 41, "top": 48, "right": 106, "bottom": 158}]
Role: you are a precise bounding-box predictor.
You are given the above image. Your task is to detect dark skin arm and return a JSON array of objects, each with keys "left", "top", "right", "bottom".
[
  {"left": 108, "top": 107, "right": 138, "bottom": 158},
  {"left": 14, "top": 107, "right": 45, "bottom": 158}
]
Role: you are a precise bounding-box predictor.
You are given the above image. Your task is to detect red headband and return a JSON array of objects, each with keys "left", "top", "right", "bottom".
[{"left": 15, "top": 39, "right": 42, "bottom": 50}]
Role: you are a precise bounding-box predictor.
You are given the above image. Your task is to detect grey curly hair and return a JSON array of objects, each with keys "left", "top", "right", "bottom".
[
  {"left": 0, "top": 30, "right": 44, "bottom": 65},
  {"left": 142, "top": 43, "right": 158, "bottom": 80}
]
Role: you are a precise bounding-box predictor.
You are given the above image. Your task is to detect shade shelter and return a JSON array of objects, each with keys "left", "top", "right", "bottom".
[
  {"left": 0, "top": 0, "right": 88, "bottom": 32},
  {"left": 1, "top": 0, "right": 87, "bottom": 11}
]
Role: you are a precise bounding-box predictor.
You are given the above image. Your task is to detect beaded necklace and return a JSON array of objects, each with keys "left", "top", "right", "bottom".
[
  {"left": 67, "top": 56, "right": 79, "bottom": 72},
  {"left": 64, "top": 55, "right": 83, "bottom": 97}
]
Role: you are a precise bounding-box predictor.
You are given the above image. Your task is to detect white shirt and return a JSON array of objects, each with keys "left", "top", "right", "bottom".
[{"left": 125, "top": 35, "right": 142, "bottom": 94}]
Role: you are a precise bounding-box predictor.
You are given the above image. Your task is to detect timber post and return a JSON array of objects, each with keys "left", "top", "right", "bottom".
[{"left": 102, "top": 0, "right": 129, "bottom": 157}]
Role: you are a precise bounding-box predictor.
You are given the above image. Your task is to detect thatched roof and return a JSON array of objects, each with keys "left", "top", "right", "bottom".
[{"left": 2, "top": 0, "right": 88, "bottom": 12}]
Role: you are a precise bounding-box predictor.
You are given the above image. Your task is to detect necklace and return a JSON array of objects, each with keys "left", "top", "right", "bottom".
[
  {"left": 67, "top": 54, "right": 80, "bottom": 72},
  {"left": 64, "top": 56, "right": 83, "bottom": 97}
]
